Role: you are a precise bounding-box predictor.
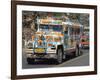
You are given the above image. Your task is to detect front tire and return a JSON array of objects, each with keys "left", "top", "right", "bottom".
[
  {"left": 56, "top": 48, "right": 63, "bottom": 64},
  {"left": 27, "top": 58, "right": 34, "bottom": 64}
]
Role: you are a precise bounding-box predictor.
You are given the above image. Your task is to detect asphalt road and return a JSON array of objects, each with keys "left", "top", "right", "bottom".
[{"left": 22, "top": 49, "right": 89, "bottom": 69}]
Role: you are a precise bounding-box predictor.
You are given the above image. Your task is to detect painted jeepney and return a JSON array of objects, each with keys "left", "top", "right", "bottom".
[{"left": 26, "top": 18, "right": 83, "bottom": 64}]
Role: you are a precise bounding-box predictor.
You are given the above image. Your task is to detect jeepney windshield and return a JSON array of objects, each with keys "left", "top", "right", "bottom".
[{"left": 39, "top": 25, "right": 63, "bottom": 32}]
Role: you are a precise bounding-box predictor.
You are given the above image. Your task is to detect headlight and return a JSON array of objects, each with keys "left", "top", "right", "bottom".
[
  {"left": 51, "top": 45, "right": 56, "bottom": 49},
  {"left": 34, "top": 42, "right": 38, "bottom": 47}
]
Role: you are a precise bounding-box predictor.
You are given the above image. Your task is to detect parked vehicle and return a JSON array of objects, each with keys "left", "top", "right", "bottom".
[
  {"left": 80, "top": 34, "right": 89, "bottom": 49},
  {"left": 26, "top": 18, "right": 83, "bottom": 64}
]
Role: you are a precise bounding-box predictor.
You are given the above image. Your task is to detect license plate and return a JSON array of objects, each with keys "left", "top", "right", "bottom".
[{"left": 35, "top": 48, "right": 45, "bottom": 53}]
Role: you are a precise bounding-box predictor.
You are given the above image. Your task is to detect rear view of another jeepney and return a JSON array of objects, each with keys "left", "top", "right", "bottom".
[{"left": 80, "top": 34, "right": 89, "bottom": 49}]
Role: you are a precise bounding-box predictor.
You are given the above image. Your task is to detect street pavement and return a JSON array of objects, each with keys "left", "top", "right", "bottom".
[{"left": 22, "top": 49, "right": 89, "bottom": 69}]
